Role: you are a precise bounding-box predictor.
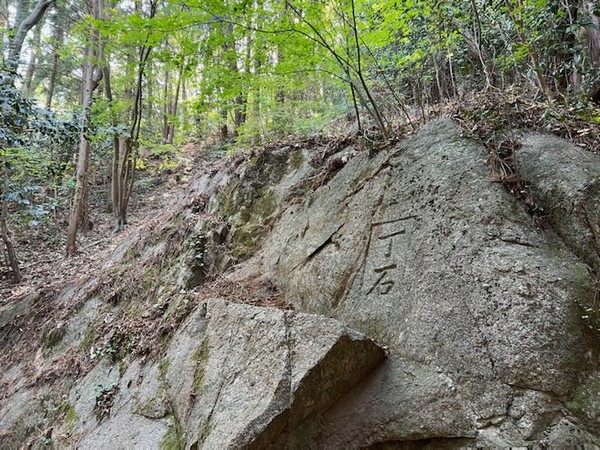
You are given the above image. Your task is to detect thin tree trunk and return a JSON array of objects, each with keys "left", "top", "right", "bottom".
[
  {"left": 8, "top": 0, "right": 54, "bottom": 70},
  {"left": 45, "top": 25, "right": 63, "bottom": 108},
  {"left": 529, "top": 47, "right": 554, "bottom": 100},
  {"left": 433, "top": 55, "right": 443, "bottom": 103},
  {"left": 452, "top": 17, "right": 494, "bottom": 89},
  {"left": 22, "top": 20, "right": 42, "bottom": 94},
  {"left": 343, "top": 65, "right": 361, "bottom": 132},
  {"left": 66, "top": 58, "right": 101, "bottom": 255},
  {"left": 114, "top": 135, "right": 129, "bottom": 231},
  {"left": 181, "top": 77, "right": 187, "bottom": 130},
  {"left": 504, "top": 0, "right": 554, "bottom": 101},
  {"left": 112, "top": 38, "right": 153, "bottom": 232},
  {"left": 112, "top": 78, "right": 133, "bottom": 232},
  {"left": 349, "top": 0, "right": 388, "bottom": 136},
  {"left": 234, "top": 35, "right": 252, "bottom": 132},
  {"left": 14, "top": 0, "right": 32, "bottom": 27},
  {"left": 0, "top": 0, "right": 9, "bottom": 56},
  {"left": 22, "top": 49, "right": 37, "bottom": 93},
  {"left": 234, "top": 94, "right": 247, "bottom": 130},
  {"left": 162, "top": 68, "right": 170, "bottom": 143},
  {"left": 1, "top": 174, "right": 21, "bottom": 283},
  {"left": 286, "top": 0, "right": 387, "bottom": 137},
  {"left": 585, "top": 0, "right": 600, "bottom": 101},
  {"left": 110, "top": 44, "right": 134, "bottom": 231},
  {"left": 167, "top": 56, "right": 185, "bottom": 145},
  {"left": 147, "top": 61, "right": 154, "bottom": 127},
  {"left": 66, "top": 0, "right": 103, "bottom": 256},
  {"left": 220, "top": 108, "right": 228, "bottom": 140},
  {"left": 103, "top": 62, "right": 119, "bottom": 215}
]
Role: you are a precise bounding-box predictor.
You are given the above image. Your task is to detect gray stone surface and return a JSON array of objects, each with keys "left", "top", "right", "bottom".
[
  {"left": 184, "top": 299, "right": 385, "bottom": 449},
  {"left": 0, "top": 293, "right": 34, "bottom": 329},
  {"left": 3, "top": 119, "right": 600, "bottom": 448},
  {"left": 48, "top": 299, "right": 383, "bottom": 449},
  {"left": 517, "top": 133, "right": 600, "bottom": 273},
  {"left": 76, "top": 413, "right": 173, "bottom": 449},
  {"left": 260, "top": 119, "right": 600, "bottom": 446},
  {"left": 67, "top": 358, "right": 122, "bottom": 439}
]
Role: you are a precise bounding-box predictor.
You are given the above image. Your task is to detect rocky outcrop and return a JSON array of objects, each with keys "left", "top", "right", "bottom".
[
  {"left": 2, "top": 119, "right": 600, "bottom": 448},
  {"left": 184, "top": 300, "right": 385, "bottom": 449},
  {"left": 41, "top": 300, "right": 385, "bottom": 448},
  {"left": 517, "top": 133, "right": 600, "bottom": 274},
  {"left": 254, "top": 119, "right": 600, "bottom": 446}
]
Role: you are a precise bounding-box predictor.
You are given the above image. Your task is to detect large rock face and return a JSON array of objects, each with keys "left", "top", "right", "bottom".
[
  {"left": 22, "top": 300, "right": 383, "bottom": 449},
  {"left": 257, "top": 119, "right": 600, "bottom": 446},
  {"left": 1, "top": 119, "right": 600, "bottom": 448},
  {"left": 517, "top": 133, "right": 600, "bottom": 274},
  {"left": 178, "top": 300, "right": 385, "bottom": 449}
]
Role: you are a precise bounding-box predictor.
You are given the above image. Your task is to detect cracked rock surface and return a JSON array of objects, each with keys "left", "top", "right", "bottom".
[
  {"left": 517, "top": 133, "right": 600, "bottom": 274},
  {"left": 49, "top": 300, "right": 385, "bottom": 449},
  {"left": 182, "top": 300, "right": 385, "bottom": 449},
  {"left": 3, "top": 119, "right": 600, "bottom": 448},
  {"left": 258, "top": 119, "right": 600, "bottom": 446}
]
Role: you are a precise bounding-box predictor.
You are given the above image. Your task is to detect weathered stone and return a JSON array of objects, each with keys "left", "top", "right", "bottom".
[
  {"left": 163, "top": 304, "right": 209, "bottom": 425},
  {"left": 65, "top": 358, "right": 122, "bottom": 439},
  {"left": 545, "top": 417, "right": 600, "bottom": 446},
  {"left": 52, "top": 353, "right": 174, "bottom": 448},
  {"left": 76, "top": 413, "right": 173, "bottom": 450},
  {"left": 260, "top": 118, "right": 600, "bottom": 445},
  {"left": 0, "top": 293, "right": 34, "bottom": 329},
  {"left": 3, "top": 119, "right": 600, "bottom": 448},
  {"left": 40, "top": 299, "right": 383, "bottom": 449},
  {"left": 0, "top": 387, "right": 44, "bottom": 448},
  {"left": 517, "top": 133, "right": 600, "bottom": 273},
  {"left": 184, "top": 299, "right": 386, "bottom": 449}
]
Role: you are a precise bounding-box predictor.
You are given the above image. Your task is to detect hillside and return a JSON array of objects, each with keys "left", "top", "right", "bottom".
[
  {"left": 2, "top": 112, "right": 600, "bottom": 447},
  {"left": 4, "top": 0, "right": 600, "bottom": 446}
]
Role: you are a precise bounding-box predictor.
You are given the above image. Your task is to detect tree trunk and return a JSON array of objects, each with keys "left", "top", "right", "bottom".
[
  {"left": 234, "top": 94, "right": 247, "bottom": 130},
  {"left": 1, "top": 174, "right": 21, "bottom": 283},
  {"left": 45, "top": 25, "right": 64, "bottom": 108},
  {"left": 167, "top": 56, "right": 185, "bottom": 145},
  {"left": 8, "top": 0, "right": 54, "bottom": 70},
  {"left": 162, "top": 68, "right": 170, "bottom": 143},
  {"left": 147, "top": 60, "right": 154, "bottom": 128},
  {"left": 113, "top": 135, "right": 132, "bottom": 232},
  {"left": 22, "top": 20, "right": 43, "bottom": 94},
  {"left": 220, "top": 108, "right": 228, "bottom": 140},
  {"left": 452, "top": 18, "right": 495, "bottom": 89},
  {"left": 66, "top": 60, "right": 101, "bottom": 255},
  {"left": 66, "top": 0, "right": 103, "bottom": 256},
  {"left": 349, "top": 0, "right": 387, "bottom": 137},
  {"left": 22, "top": 49, "right": 37, "bottom": 94},
  {"left": 529, "top": 47, "right": 554, "bottom": 101},
  {"left": 181, "top": 77, "right": 188, "bottom": 131},
  {"left": 0, "top": 0, "right": 9, "bottom": 56},
  {"left": 503, "top": 0, "right": 554, "bottom": 101},
  {"left": 14, "top": 0, "right": 32, "bottom": 26},
  {"left": 111, "top": 77, "right": 132, "bottom": 232},
  {"left": 107, "top": 4, "right": 153, "bottom": 232},
  {"left": 585, "top": 0, "right": 600, "bottom": 101},
  {"left": 111, "top": 37, "right": 153, "bottom": 232}
]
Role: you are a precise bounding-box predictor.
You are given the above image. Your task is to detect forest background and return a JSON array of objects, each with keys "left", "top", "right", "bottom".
[{"left": 1, "top": 0, "right": 600, "bottom": 283}]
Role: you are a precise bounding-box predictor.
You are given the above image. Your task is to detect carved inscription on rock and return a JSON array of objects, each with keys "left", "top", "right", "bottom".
[{"left": 364, "top": 216, "right": 416, "bottom": 297}]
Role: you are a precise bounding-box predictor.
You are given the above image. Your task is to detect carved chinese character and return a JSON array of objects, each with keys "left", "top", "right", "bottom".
[{"left": 367, "top": 264, "right": 397, "bottom": 295}]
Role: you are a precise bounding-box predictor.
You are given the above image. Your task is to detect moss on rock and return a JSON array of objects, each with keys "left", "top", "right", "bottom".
[
  {"left": 193, "top": 339, "right": 210, "bottom": 395},
  {"left": 289, "top": 148, "right": 305, "bottom": 171},
  {"left": 568, "top": 375, "right": 600, "bottom": 423},
  {"left": 160, "top": 415, "right": 183, "bottom": 450}
]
